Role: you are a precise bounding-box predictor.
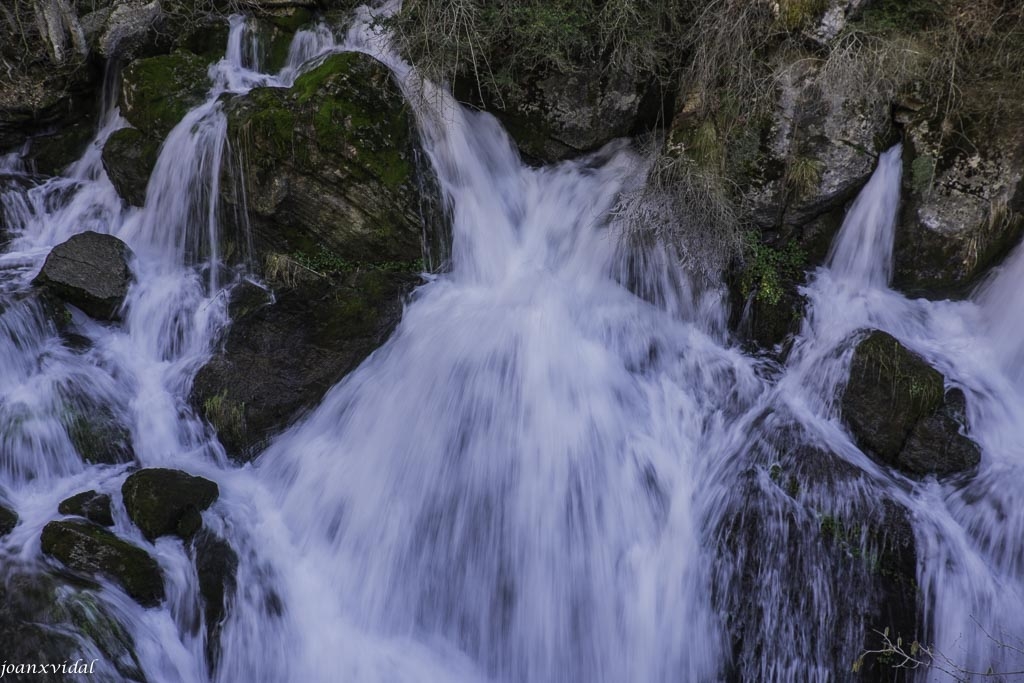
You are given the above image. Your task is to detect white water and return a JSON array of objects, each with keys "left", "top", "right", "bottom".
[{"left": 1, "top": 6, "right": 1023, "bottom": 683}]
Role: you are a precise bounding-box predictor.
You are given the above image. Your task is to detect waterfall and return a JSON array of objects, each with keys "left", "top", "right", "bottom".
[{"left": 1, "top": 4, "right": 1023, "bottom": 682}]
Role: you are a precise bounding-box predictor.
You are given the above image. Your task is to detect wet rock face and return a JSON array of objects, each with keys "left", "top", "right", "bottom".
[
  {"left": 101, "top": 127, "right": 160, "bottom": 206},
  {"left": 40, "top": 520, "right": 165, "bottom": 607},
  {"left": 842, "top": 330, "right": 981, "bottom": 476},
  {"left": 191, "top": 270, "right": 415, "bottom": 462},
  {"left": 0, "top": 568, "right": 146, "bottom": 680},
  {"left": 0, "top": 503, "right": 17, "bottom": 536},
  {"left": 59, "top": 490, "right": 115, "bottom": 527},
  {"left": 892, "top": 100, "right": 1024, "bottom": 296},
  {"left": 121, "top": 468, "right": 219, "bottom": 541},
  {"left": 33, "top": 231, "right": 135, "bottom": 321},
  {"left": 192, "top": 528, "right": 239, "bottom": 674}
]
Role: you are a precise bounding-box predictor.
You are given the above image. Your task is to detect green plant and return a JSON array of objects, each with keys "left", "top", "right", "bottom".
[
  {"left": 785, "top": 155, "right": 823, "bottom": 198},
  {"left": 739, "top": 231, "right": 807, "bottom": 306}
]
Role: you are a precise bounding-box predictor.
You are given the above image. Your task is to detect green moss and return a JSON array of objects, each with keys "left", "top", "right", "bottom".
[
  {"left": 120, "top": 51, "right": 211, "bottom": 137},
  {"left": 857, "top": 332, "right": 944, "bottom": 415},
  {"left": 203, "top": 392, "right": 246, "bottom": 448},
  {"left": 740, "top": 232, "right": 807, "bottom": 307}
]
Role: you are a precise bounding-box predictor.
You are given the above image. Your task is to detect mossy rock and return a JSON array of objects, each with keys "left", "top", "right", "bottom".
[
  {"left": 120, "top": 50, "right": 212, "bottom": 139},
  {"left": 842, "top": 330, "right": 943, "bottom": 462},
  {"left": 223, "top": 51, "right": 427, "bottom": 266},
  {"left": 121, "top": 468, "right": 219, "bottom": 542},
  {"left": 101, "top": 127, "right": 161, "bottom": 207},
  {"left": 27, "top": 120, "right": 97, "bottom": 176},
  {"left": 842, "top": 330, "right": 981, "bottom": 476},
  {"left": 64, "top": 405, "right": 135, "bottom": 465},
  {"left": 0, "top": 568, "right": 145, "bottom": 681},
  {"left": 40, "top": 520, "right": 165, "bottom": 607},
  {"left": 59, "top": 490, "right": 115, "bottom": 527},
  {"left": 0, "top": 502, "right": 17, "bottom": 536}
]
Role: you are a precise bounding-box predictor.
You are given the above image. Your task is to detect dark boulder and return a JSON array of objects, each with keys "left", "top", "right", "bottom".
[
  {"left": 59, "top": 490, "right": 115, "bottom": 527},
  {"left": 121, "top": 468, "right": 219, "bottom": 541},
  {"left": 40, "top": 520, "right": 164, "bottom": 607},
  {"left": 192, "top": 528, "right": 239, "bottom": 674},
  {"left": 33, "top": 231, "right": 134, "bottom": 321},
  {"left": 102, "top": 127, "right": 160, "bottom": 206},
  {"left": 842, "top": 330, "right": 980, "bottom": 476},
  {"left": 192, "top": 270, "right": 414, "bottom": 462},
  {"left": 0, "top": 503, "right": 17, "bottom": 536}
]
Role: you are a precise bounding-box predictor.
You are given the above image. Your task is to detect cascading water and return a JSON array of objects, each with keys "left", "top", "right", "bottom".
[{"left": 1, "top": 3, "right": 1023, "bottom": 682}]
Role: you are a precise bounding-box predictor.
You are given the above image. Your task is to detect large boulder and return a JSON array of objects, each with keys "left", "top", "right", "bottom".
[
  {"left": 121, "top": 468, "right": 219, "bottom": 542},
  {"left": 59, "top": 490, "right": 115, "bottom": 527},
  {"left": 40, "top": 520, "right": 165, "bottom": 607},
  {"left": 33, "top": 231, "right": 134, "bottom": 321},
  {"left": 841, "top": 330, "right": 981, "bottom": 476},
  {"left": 191, "top": 269, "right": 415, "bottom": 461},
  {"left": 101, "top": 127, "right": 160, "bottom": 207},
  {"left": 222, "top": 51, "right": 427, "bottom": 264},
  {"left": 119, "top": 50, "right": 211, "bottom": 139}
]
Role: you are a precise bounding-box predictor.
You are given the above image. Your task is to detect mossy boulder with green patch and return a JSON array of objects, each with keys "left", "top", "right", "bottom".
[
  {"left": 102, "top": 127, "right": 161, "bottom": 207},
  {"left": 222, "top": 51, "right": 427, "bottom": 265},
  {"left": 842, "top": 330, "right": 980, "bottom": 475},
  {"left": 40, "top": 520, "right": 165, "bottom": 607},
  {"left": 122, "top": 468, "right": 219, "bottom": 542},
  {"left": 191, "top": 268, "right": 417, "bottom": 462},
  {"left": 119, "top": 50, "right": 211, "bottom": 139},
  {"left": 59, "top": 490, "right": 115, "bottom": 527}
]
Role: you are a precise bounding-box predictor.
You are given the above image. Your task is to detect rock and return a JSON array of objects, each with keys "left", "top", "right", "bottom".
[
  {"left": 715, "top": 422, "right": 919, "bottom": 681},
  {"left": 40, "top": 520, "right": 164, "bottom": 607},
  {"left": 121, "top": 468, "right": 219, "bottom": 541},
  {"left": 59, "top": 491, "right": 115, "bottom": 527},
  {"left": 0, "top": 567, "right": 146, "bottom": 680},
  {"left": 897, "top": 389, "right": 981, "bottom": 476},
  {"left": 892, "top": 102, "right": 1024, "bottom": 296},
  {"left": 473, "top": 65, "right": 647, "bottom": 163},
  {"left": 192, "top": 528, "right": 238, "bottom": 673},
  {"left": 842, "top": 330, "right": 944, "bottom": 462},
  {"left": 95, "top": 0, "right": 163, "bottom": 59},
  {"left": 120, "top": 50, "right": 212, "bottom": 139},
  {"left": 221, "top": 51, "right": 427, "bottom": 264},
  {"left": 102, "top": 127, "right": 161, "bottom": 206},
  {"left": 25, "top": 120, "right": 97, "bottom": 176},
  {"left": 62, "top": 398, "right": 136, "bottom": 464},
  {"left": 33, "top": 231, "right": 134, "bottom": 321},
  {"left": 842, "top": 330, "right": 981, "bottom": 476},
  {"left": 0, "top": 502, "right": 17, "bottom": 536},
  {"left": 191, "top": 270, "right": 415, "bottom": 461}
]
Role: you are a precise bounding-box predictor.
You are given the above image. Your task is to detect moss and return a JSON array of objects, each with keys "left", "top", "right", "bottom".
[
  {"left": 40, "top": 521, "right": 165, "bottom": 607},
  {"left": 778, "top": 0, "right": 828, "bottom": 31},
  {"left": 856, "top": 332, "right": 944, "bottom": 415},
  {"left": 120, "top": 51, "right": 211, "bottom": 137},
  {"left": 910, "top": 154, "right": 935, "bottom": 194},
  {"left": 203, "top": 392, "right": 246, "bottom": 450}
]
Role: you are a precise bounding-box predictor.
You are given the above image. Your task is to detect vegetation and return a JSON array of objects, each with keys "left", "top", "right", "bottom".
[{"left": 739, "top": 232, "right": 806, "bottom": 306}]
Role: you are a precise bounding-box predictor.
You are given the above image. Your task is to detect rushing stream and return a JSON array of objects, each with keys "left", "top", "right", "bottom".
[{"left": 1, "top": 3, "right": 1023, "bottom": 681}]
